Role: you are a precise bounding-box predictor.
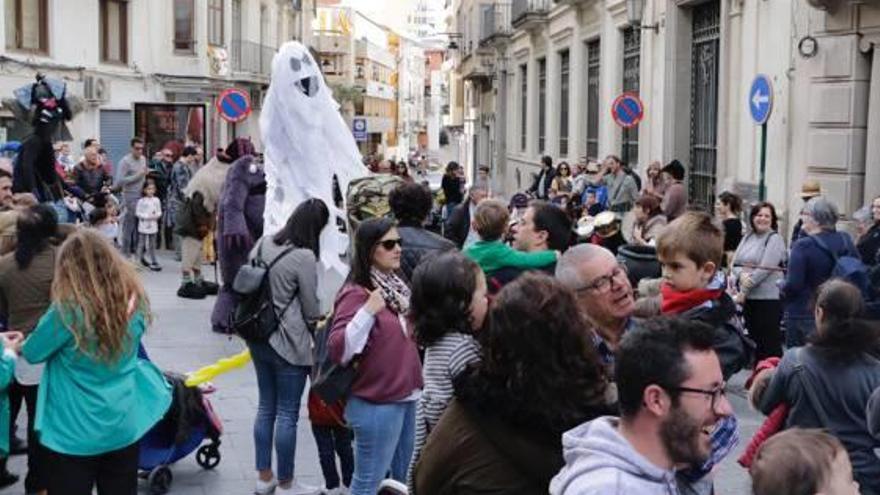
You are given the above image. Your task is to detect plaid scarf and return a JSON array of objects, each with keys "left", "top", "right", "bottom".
[{"left": 370, "top": 268, "right": 410, "bottom": 315}]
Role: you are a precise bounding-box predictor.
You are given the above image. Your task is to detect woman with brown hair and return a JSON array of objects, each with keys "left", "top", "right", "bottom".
[
  {"left": 413, "top": 273, "right": 611, "bottom": 494},
  {"left": 630, "top": 194, "right": 667, "bottom": 246},
  {"left": 19, "top": 229, "right": 171, "bottom": 494}
]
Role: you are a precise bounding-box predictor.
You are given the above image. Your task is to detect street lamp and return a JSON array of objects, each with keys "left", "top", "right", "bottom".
[{"left": 626, "top": 0, "right": 659, "bottom": 33}]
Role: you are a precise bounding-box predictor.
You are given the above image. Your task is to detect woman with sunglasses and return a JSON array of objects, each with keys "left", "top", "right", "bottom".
[{"left": 327, "top": 218, "right": 423, "bottom": 495}]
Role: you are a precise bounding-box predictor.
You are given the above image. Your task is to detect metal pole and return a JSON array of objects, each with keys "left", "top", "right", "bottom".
[{"left": 759, "top": 122, "right": 767, "bottom": 201}]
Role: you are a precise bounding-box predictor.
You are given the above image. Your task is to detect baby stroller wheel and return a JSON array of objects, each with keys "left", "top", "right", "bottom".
[
  {"left": 196, "top": 444, "right": 221, "bottom": 469},
  {"left": 147, "top": 466, "right": 173, "bottom": 495}
]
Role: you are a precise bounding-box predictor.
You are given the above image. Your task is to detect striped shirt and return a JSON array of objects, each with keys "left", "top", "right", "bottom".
[{"left": 407, "top": 332, "right": 481, "bottom": 491}]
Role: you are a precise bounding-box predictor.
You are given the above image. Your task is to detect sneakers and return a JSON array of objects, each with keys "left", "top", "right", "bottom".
[
  {"left": 255, "top": 478, "right": 278, "bottom": 495},
  {"left": 323, "top": 487, "right": 350, "bottom": 495},
  {"left": 377, "top": 479, "right": 408, "bottom": 495},
  {"left": 177, "top": 281, "right": 206, "bottom": 299},
  {"left": 141, "top": 258, "right": 162, "bottom": 272},
  {"left": 276, "top": 480, "right": 320, "bottom": 495}
]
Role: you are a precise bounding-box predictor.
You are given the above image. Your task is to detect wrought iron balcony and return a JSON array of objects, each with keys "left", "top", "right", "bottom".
[
  {"left": 230, "top": 39, "right": 276, "bottom": 77},
  {"left": 511, "top": 0, "right": 550, "bottom": 31},
  {"left": 480, "top": 1, "right": 512, "bottom": 47}
]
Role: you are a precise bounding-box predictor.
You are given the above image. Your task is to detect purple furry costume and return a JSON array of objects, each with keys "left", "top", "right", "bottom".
[{"left": 210, "top": 154, "right": 266, "bottom": 333}]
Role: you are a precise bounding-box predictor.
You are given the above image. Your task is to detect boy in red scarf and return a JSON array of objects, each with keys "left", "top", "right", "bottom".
[
  {"left": 653, "top": 212, "right": 753, "bottom": 490},
  {"left": 655, "top": 211, "right": 752, "bottom": 379}
]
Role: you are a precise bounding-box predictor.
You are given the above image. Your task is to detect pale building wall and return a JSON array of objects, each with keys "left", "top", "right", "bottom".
[{"left": 0, "top": 0, "right": 313, "bottom": 156}]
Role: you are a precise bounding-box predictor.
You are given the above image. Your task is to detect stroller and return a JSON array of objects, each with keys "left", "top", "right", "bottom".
[{"left": 138, "top": 372, "right": 224, "bottom": 494}]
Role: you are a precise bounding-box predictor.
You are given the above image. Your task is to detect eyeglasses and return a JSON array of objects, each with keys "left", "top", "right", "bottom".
[
  {"left": 133, "top": 146, "right": 144, "bottom": 151},
  {"left": 377, "top": 238, "right": 403, "bottom": 250},
  {"left": 667, "top": 383, "right": 728, "bottom": 411},
  {"left": 575, "top": 264, "right": 628, "bottom": 294}
]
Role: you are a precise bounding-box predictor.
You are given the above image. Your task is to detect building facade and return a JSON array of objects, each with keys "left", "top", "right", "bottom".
[
  {"left": 1, "top": 0, "right": 315, "bottom": 166},
  {"left": 450, "top": 0, "right": 880, "bottom": 231},
  {"left": 314, "top": 5, "right": 400, "bottom": 157}
]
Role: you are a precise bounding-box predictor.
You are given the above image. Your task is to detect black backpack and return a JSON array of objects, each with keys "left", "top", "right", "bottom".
[{"left": 230, "top": 241, "right": 297, "bottom": 342}]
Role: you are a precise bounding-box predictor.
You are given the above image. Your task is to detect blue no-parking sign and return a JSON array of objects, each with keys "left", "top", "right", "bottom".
[
  {"left": 611, "top": 93, "right": 644, "bottom": 129},
  {"left": 353, "top": 118, "right": 367, "bottom": 142},
  {"left": 216, "top": 89, "right": 252, "bottom": 123},
  {"left": 749, "top": 75, "right": 773, "bottom": 125}
]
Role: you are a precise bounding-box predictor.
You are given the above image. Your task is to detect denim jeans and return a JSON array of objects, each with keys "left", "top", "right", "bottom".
[
  {"left": 784, "top": 316, "right": 816, "bottom": 349},
  {"left": 249, "top": 341, "right": 310, "bottom": 483},
  {"left": 311, "top": 424, "right": 354, "bottom": 489},
  {"left": 345, "top": 397, "right": 416, "bottom": 495}
]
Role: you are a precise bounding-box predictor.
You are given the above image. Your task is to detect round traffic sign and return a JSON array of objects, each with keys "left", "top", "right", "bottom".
[
  {"left": 611, "top": 93, "right": 644, "bottom": 129},
  {"left": 748, "top": 75, "right": 773, "bottom": 124},
  {"left": 216, "top": 88, "right": 252, "bottom": 123}
]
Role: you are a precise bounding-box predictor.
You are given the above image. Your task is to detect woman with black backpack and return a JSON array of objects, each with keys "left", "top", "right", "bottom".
[
  {"left": 783, "top": 197, "right": 862, "bottom": 347},
  {"left": 248, "top": 199, "right": 327, "bottom": 495}
]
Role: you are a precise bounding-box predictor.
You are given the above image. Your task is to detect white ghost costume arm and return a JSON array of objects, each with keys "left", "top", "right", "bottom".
[{"left": 261, "top": 41, "right": 369, "bottom": 313}]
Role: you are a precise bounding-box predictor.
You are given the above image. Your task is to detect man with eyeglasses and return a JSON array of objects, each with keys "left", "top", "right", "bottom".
[
  {"left": 114, "top": 137, "right": 148, "bottom": 260},
  {"left": 551, "top": 319, "right": 735, "bottom": 495},
  {"left": 556, "top": 244, "right": 636, "bottom": 374}
]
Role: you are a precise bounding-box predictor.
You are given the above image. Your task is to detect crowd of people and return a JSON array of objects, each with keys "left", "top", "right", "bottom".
[
  {"left": 233, "top": 148, "right": 879, "bottom": 495},
  {"left": 2, "top": 134, "right": 880, "bottom": 495}
]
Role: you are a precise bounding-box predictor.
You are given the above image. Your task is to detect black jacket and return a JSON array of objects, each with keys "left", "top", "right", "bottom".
[
  {"left": 529, "top": 167, "right": 555, "bottom": 200},
  {"left": 681, "top": 293, "right": 753, "bottom": 380},
  {"left": 398, "top": 225, "right": 455, "bottom": 282},
  {"left": 858, "top": 223, "right": 880, "bottom": 267},
  {"left": 444, "top": 202, "right": 472, "bottom": 249}
]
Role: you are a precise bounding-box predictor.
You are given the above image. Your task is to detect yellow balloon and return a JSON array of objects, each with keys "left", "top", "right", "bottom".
[{"left": 184, "top": 349, "right": 252, "bottom": 387}]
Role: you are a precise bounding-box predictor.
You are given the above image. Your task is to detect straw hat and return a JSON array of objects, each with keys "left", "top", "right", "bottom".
[{"left": 801, "top": 179, "right": 821, "bottom": 199}]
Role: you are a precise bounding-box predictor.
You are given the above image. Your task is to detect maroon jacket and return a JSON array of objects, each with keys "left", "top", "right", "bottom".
[{"left": 328, "top": 283, "right": 423, "bottom": 403}]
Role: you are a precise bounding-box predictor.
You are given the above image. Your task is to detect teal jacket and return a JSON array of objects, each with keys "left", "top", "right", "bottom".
[
  {"left": 464, "top": 240, "right": 557, "bottom": 274},
  {"left": 0, "top": 350, "right": 14, "bottom": 457},
  {"left": 22, "top": 305, "right": 172, "bottom": 456}
]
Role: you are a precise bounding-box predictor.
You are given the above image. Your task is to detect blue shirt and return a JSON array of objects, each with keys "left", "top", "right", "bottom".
[{"left": 22, "top": 305, "right": 171, "bottom": 456}]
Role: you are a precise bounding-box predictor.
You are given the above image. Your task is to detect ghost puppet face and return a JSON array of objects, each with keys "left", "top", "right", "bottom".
[{"left": 289, "top": 52, "right": 321, "bottom": 99}]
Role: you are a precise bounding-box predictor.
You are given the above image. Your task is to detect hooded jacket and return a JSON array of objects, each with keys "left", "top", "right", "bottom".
[{"left": 550, "top": 416, "right": 679, "bottom": 495}]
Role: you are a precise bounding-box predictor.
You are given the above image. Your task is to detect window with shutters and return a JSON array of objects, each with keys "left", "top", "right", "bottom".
[
  {"left": 586, "top": 39, "right": 600, "bottom": 160},
  {"left": 100, "top": 0, "right": 128, "bottom": 64},
  {"left": 174, "top": 0, "right": 196, "bottom": 53},
  {"left": 538, "top": 58, "right": 546, "bottom": 154},
  {"left": 5, "top": 0, "right": 48, "bottom": 54},
  {"left": 559, "top": 50, "right": 570, "bottom": 157},
  {"left": 208, "top": 0, "right": 224, "bottom": 46}
]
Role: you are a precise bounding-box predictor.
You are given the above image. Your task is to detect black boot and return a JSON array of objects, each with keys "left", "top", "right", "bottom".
[
  {"left": 177, "top": 281, "right": 206, "bottom": 299},
  {"left": 199, "top": 280, "right": 219, "bottom": 296}
]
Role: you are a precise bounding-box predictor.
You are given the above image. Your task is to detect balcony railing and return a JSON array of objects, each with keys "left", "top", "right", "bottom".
[
  {"left": 230, "top": 39, "right": 276, "bottom": 77},
  {"left": 511, "top": 0, "right": 550, "bottom": 30},
  {"left": 480, "top": 1, "right": 512, "bottom": 46}
]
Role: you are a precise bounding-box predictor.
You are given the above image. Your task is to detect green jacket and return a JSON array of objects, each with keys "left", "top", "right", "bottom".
[
  {"left": 22, "top": 305, "right": 171, "bottom": 456},
  {"left": 464, "top": 240, "right": 556, "bottom": 274},
  {"left": 0, "top": 351, "right": 14, "bottom": 456}
]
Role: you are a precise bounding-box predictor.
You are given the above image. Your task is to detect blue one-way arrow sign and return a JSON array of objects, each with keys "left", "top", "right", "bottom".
[{"left": 749, "top": 75, "right": 773, "bottom": 124}]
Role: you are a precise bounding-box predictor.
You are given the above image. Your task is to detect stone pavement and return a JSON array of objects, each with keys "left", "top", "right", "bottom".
[
  {"left": 2, "top": 251, "right": 325, "bottom": 495},
  {"left": 0, "top": 249, "right": 761, "bottom": 495}
]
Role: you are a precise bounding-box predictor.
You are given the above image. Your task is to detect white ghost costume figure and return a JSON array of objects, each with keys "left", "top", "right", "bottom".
[{"left": 261, "top": 41, "right": 369, "bottom": 311}]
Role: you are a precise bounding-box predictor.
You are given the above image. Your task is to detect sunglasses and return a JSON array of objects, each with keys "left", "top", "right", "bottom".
[{"left": 377, "top": 238, "right": 403, "bottom": 250}]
